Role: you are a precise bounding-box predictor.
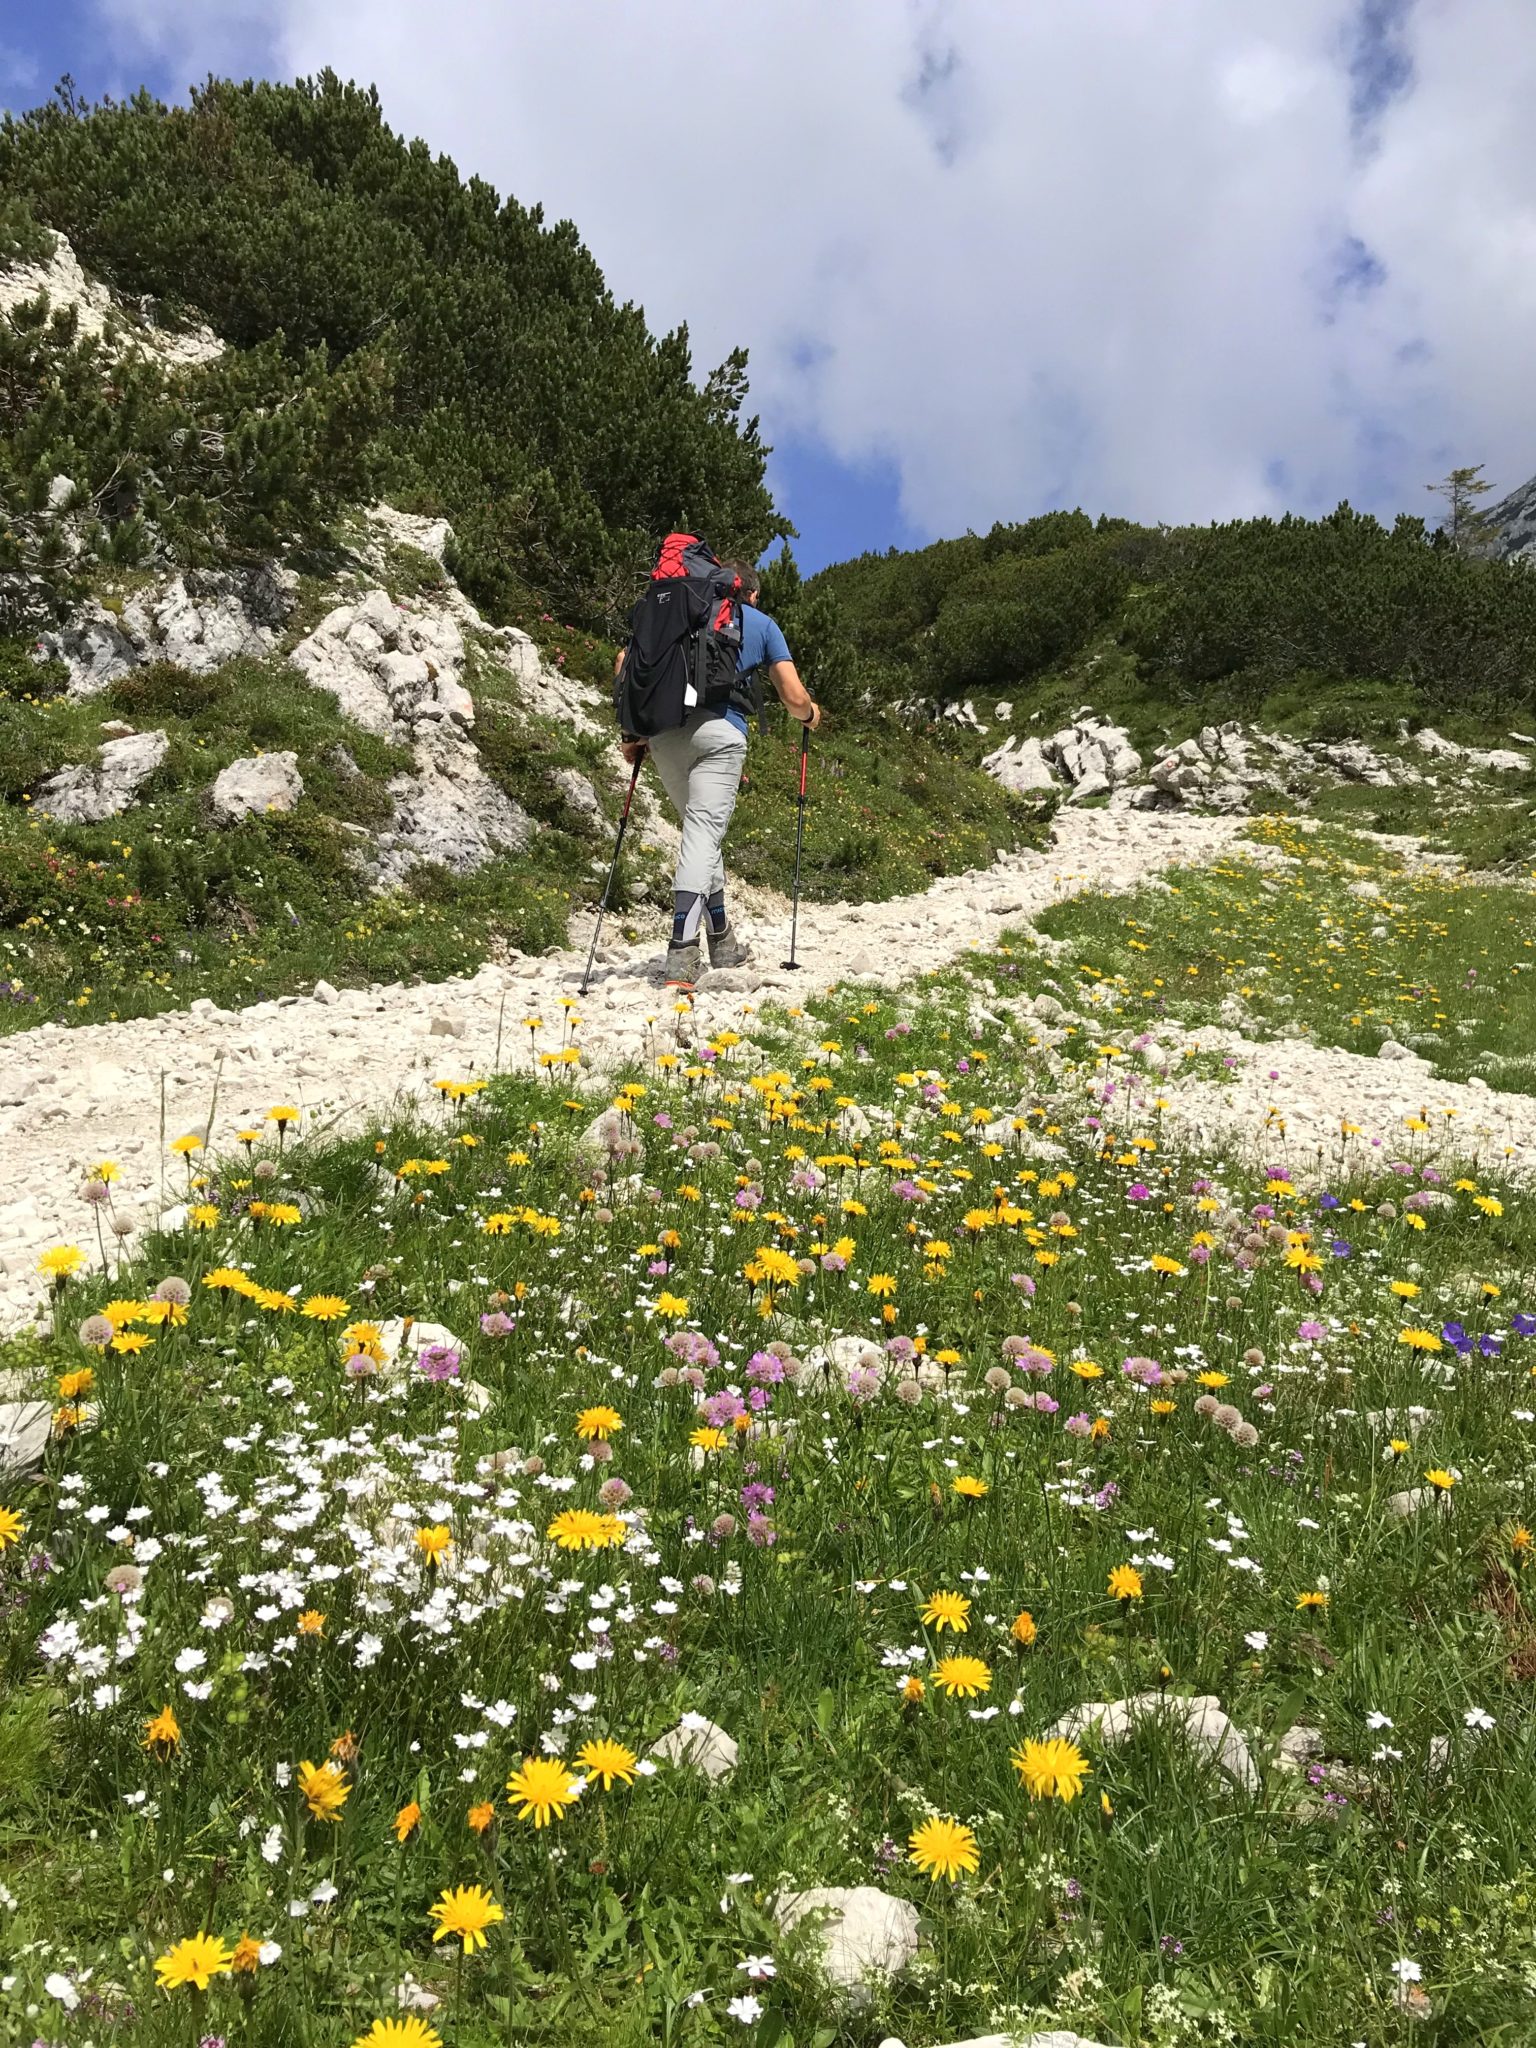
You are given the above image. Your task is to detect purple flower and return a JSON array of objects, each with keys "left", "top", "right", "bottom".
[
  {"left": 734, "top": 1188, "right": 762, "bottom": 1211},
  {"left": 746, "top": 1512, "right": 778, "bottom": 1547},
  {"left": 1298, "top": 1319, "right": 1326, "bottom": 1342},
  {"left": 1442, "top": 1321, "right": 1472, "bottom": 1356},
  {"left": 846, "top": 1366, "right": 881, "bottom": 1403},
  {"left": 1318, "top": 1192, "right": 1341, "bottom": 1210},
  {"left": 417, "top": 1344, "right": 461, "bottom": 1382},
  {"left": 1513, "top": 1313, "right": 1536, "bottom": 1337},
  {"left": 1190, "top": 1178, "right": 1213, "bottom": 1195},
  {"left": 1011, "top": 1273, "right": 1037, "bottom": 1295},
  {"left": 891, "top": 1178, "right": 924, "bottom": 1201},
  {"left": 1330, "top": 1240, "right": 1352, "bottom": 1258},
  {"left": 746, "top": 1350, "right": 786, "bottom": 1384},
  {"left": 647, "top": 1259, "right": 670, "bottom": 1276},
  {"left": 1479, "top": 1333, "right": 1503, "bottom": 1357},
  {"left": 479, "top": 1311, "right": 515, "bottom": 1338},
  {"left": 1189, "top": 1243, "right": 1211, "bottom": 1266},
  {"left": 821, "top": 1252, "right": 848, "bottom": 1274},
  {"left": 1251, "top": 1202, "right": 1275, "bottom": 1222},
  {"left": 741, "top": 1482, "right": 776, "bottom": 1511},
  {"left": 1027, "top": 1392, "right": 1060, "bottom": 1415},
  {"left": 1064, "top": 1412, "right": 1093, "bottom": 1438},
  {"left": 702, "top": 1391, "right": 747, "bottom": 1428},
  {"left": 652, "top": 1111, "right": 674, "bottom": 1129},
  {"left": 1127, "top": 1182, "right": 1151, "bottom": 1202}
]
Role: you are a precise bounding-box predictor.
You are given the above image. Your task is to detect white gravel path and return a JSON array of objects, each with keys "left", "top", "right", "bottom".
[{"left": 2, "top": 803, "right": 1531, "bottom": 1330}]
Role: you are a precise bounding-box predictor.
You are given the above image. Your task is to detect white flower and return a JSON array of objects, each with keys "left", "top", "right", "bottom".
[
  {"left": 1366, "top": 1711, "right": 1394, "bottom": 1730},
  {"left": 1392, "top": 1958, "right": 1422, "bottom": 1983},
  {"left": 45, "top": 1971, "right": 79, "bottom": 2009},
  {"left": 727, "top": 1993, "right": 765, "bottom": 2022},
  {"left": 311, "top": 1879, "right": 339, "bottom": 1904},
  {"left": 173, "top": 1646, "right": 207, "bottom": 1674},
  {"left": 258, "top": 1940, "right": 283, "bottom": 1966},
  {"left": 1464, "top": 1706, "right": 1495, "bottom": 1731},
  {"left": 260, "top": 1824, "right": 284, "bottom": 1865},
  {"left": 1243, "top": 1630, "right": 1269, "bottom": 1652},
  {"left": 740, "top": 1954, "right": 777, "bottom": 1979}
]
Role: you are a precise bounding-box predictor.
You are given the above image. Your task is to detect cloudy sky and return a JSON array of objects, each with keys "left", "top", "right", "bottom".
[{"left": 5, "top": 0, "right": 1535, "bottom": 569}]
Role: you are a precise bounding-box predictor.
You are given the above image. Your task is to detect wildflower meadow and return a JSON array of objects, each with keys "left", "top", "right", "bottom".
[{"left": 3, "top": 950, "right": 1536, "bottom": 2048}]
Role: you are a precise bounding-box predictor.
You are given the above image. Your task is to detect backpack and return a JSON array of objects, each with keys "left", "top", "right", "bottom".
[{"left": 614, "top": 533, "right": 759, "bottom": 739}]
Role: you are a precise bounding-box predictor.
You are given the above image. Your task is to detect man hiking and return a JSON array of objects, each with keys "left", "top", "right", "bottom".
[{"left": 614, "top": 544, "right": 819, "bottom": 988}]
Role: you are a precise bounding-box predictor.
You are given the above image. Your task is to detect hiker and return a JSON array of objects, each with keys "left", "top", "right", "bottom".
[{"left": 613, "top": 538, "right": 819, "bottom": 987}]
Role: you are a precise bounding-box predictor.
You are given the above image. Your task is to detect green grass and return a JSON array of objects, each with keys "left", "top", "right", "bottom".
[
  {"left": 2, "top": 965, "right": 1536, "bottom": 2043},
  {"left": 1028, "top": 816, "right": 1536, "bottom": 1092}
]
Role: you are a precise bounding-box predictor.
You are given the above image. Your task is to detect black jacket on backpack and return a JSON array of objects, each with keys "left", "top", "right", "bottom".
[{"left": 614, "top": 533, "right": 761, "bottom": 739}]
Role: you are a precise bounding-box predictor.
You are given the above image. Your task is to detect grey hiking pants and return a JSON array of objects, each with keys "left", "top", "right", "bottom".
[{"left": 647, "top": 711, "right": 748, "bottom": 940}]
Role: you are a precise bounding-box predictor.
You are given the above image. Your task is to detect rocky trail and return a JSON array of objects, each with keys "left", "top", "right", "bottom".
[{"left": 5, "top": 802, "right": 1536, "bottom": 1331}]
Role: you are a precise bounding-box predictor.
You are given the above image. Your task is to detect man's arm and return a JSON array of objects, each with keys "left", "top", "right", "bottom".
[
  {"left": 613, "top": 645, "right": 649, "bottom": 764},
  {"left": 768, "top": 659, "right": 821, "bottom": 730}
]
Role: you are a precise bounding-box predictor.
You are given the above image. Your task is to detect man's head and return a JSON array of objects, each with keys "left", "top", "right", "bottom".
[{"left": 721, "top": 559, "right": 761, "bottom": 605}]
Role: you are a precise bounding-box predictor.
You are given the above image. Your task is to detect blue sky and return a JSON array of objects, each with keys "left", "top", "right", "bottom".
[{"left": 5, "top": 1, "right": 1535, "bottom": 572}]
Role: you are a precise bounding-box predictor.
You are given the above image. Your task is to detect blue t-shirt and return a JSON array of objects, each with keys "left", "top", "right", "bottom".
[{"left": 719, "top": 605, "right": 791, "bottom": 735}]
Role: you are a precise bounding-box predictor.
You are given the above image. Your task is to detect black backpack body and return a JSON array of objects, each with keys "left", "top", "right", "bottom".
[{"left": 614, "top": 533, "right": 759, "bottom": 739}]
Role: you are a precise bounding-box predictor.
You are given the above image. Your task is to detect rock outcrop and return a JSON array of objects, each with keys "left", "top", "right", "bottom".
[
  {"left": 0, "top": 229, "right": 223, "bottom": 370},
  {"left": 40, "top": 566, "right": 297, "bottom": 694},
  {"left": 34, "top": 729, "right": 169, "bottom": 823},
  {"left": 210, "top": 752, "right": 304, "bottom": 824},
  {"left": 1488, "top": 469, "right": 1536, "bottom": 566}
]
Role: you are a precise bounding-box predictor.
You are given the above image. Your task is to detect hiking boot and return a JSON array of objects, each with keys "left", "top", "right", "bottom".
[
  {"left": 707, "top": 922, "right": 753, "bottom": 970},
  {"left": 664, "top": 938, "right": 702, "bottom": 988}
]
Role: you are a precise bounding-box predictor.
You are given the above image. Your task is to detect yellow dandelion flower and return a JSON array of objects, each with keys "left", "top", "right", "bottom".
[
  {"left": 505, "top": 1755, "right": 580, "bottom": 1827},
  {"left": 153, "top": 1932, "right": 234, "bottom": 1992},
  {"left": 298, "top": 1759, "right": 350, "bottom": 1821},
  {"left": 428, "top": 1883, "right": 504, "bottom": 1954},
  {"left": 575, "top": 1405, "right": 623, "bottom": 1440},
  {"left": 921, "top": 1589, "right": 971, "bottom": 1633},
  {"left": 932, "top": 1654, "right": 991, "bottom": 1698},
  {"left": 1011, "top": 1735, "right": 1090, "bottom": 1803},
  {"left": 951, "top": 1474, "right": 988, "bottom": 1499},
  {"left": 1108, "top": 1565, "right": 1143, "bottom": 1601},
  {"left": 576, "top": 1738, "right": 638, "bottom": 1789},
  {"left": 908, "top": 1815, "right": 979, "bottom": 1882}
]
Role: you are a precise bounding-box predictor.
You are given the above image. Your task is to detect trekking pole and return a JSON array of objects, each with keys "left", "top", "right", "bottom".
[
  {"left": 579, "top": 752, "right": 644, "bottom": 996},
  {"left": 781, "top": 720, "right": 811, "bottom": 971}
]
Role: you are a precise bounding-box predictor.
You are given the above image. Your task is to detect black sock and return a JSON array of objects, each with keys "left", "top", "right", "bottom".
[
  {"left": 707, "top": 890, "right": 727, "bottom": 936},
  {"left": 672, "top": 891, "right": 705, "bottom": 944}
]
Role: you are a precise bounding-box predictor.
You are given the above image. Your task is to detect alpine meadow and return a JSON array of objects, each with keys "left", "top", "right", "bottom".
[{"left": 5, "top": 61, "right": 1536, "bottom": 2048}]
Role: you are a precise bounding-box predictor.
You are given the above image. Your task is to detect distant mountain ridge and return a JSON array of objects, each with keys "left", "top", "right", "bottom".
[{"left": 1489, "top": 471, "right": 1536, "bottom": 565}]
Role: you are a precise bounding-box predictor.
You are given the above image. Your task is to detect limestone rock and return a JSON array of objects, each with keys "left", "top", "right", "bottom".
[
  {"left": 39, "top": 566, "right": 295, "bottom": 695},
  {"left": 982, "top": 734, "right": 1056, "bottom": 795},
  {"left": 0, "top": 228, "right": 222, "bottom": 370},
  {"left": 552, "top": 767, "right": 605, "bottom": 830},
  {"left": 0, "top": 1399, "right": 51, "bottom": 1475},
  {"left": 1276, "top": 1724, "right": 1325, "bottom": 1772},
  {"left": 289, "top": 587, "right": 470, "bottom": 739},
  {"left": 35, "top": 729, "right": 169, "bottom": 823},
  {"left": 649, "top": 1714, "right": 738, "bottom": 1781},
  {"left": 376, "top": 723, "right": 533, "bottom": 885},
  {"left": 211, "top": 752, "right": 303, "bottom": 824},
  {"left": 882, "top": 2035, "right": 1111, "bottom": 2048},
  {"left": 1376, "top": 1038, "right": 1415, "bottom": 1062},
  {"left": 1048, "top": 1692, "right": 1258, "bottom": 1794},
  {"left": 773, "top": 1885, "right": 919, "bottom": 1996}
]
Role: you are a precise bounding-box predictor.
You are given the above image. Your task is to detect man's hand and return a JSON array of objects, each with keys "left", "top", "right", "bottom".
[
  {"left": 620, "top": 738, "right": 648, "bottom": 767},
  {"left": 802, "top": 702, "right": 822, "bottom": 733}
]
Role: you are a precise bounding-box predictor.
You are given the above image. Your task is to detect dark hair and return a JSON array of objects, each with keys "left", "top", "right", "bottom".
[{"left": 721, "top": 558, "right": 760, "bottom": 600}]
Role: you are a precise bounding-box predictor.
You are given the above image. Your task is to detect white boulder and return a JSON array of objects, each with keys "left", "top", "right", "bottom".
[
  {"left": 774, "top": 1885, "right": 920, "bottom": 1996},
  {"left": 981, "top": 735, "right": 1057, "bottom": 795},
  {"left": 1048, "top": 1692, "right": 1258, "bottom": 1794},
  {"left": 211, "top": 752, "right": 304, "bottom": 824},
  {"left": 35, "top": 729, "right": 169, "bottom": 823},
  {"left": 649, "top": 1714, "right": 738, "bottom": 1781}
]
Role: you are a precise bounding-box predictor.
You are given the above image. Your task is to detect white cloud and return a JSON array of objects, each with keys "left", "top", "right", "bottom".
[{"left": 92, "top": 0, "right": 1536, "bottom": 542}]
